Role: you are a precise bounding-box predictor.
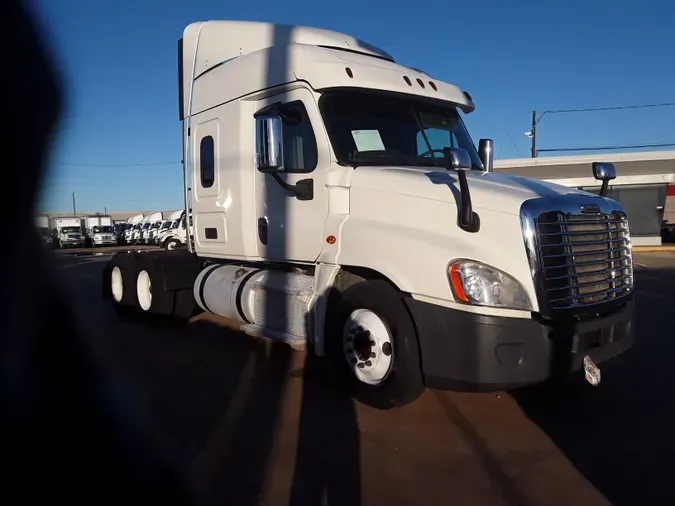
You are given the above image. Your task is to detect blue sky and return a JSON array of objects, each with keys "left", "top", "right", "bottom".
[{"left": 34, "top": 0, "right": 674, "bottom": 212}]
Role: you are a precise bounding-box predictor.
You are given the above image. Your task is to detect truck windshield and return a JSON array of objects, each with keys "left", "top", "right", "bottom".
[
  {"left": 93, "top": 226, "right": 112, "bottom": 233},
  {"left": 62, "top": 227, "right": 80, "bottom": 234},
  {"left": 161, "top": 221, "right": 172, "bottom": 229},
  {"left": 319, "top": 90, "right": 483, "bottom": 170},
  {"left": 142, "top": 223, "right": 151, "bottom": 230},
  {"left": 171, "top": 220, "right": 179, "bottom": 229}
]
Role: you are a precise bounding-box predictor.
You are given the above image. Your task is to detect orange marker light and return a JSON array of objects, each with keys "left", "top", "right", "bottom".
[
  {"left": 326, "top": 235, "right": 336, "bottom": 245},
  {"left": 449, "top": 264, "right": 469, "bottom": 302}
]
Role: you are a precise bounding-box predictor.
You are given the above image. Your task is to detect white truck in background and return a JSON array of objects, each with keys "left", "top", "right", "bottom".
[
  {"left": 131, "top": 215, "right": 150, "bottom": 245},
  {"left": 52, "top": 217, "right": 86, "bottom": 248},
  {"left": 81, "top": 214, "right": 116, "bottom": 247},
  {"left": 103, "top": 21, "right": 636, "bottom": 409},
  {"left": 157, "top": 210, "right": 186, "bottom": 249},
  {"left": 154, "top": 218, "right": 175, "bottom": 244},
  {"left": 124, "top": 214, "right": 145, "bottom": 244},
  {"left": 142, "top": 212, "right": 164, "bottom": 244},
  {"left": 35, "top": 214, "right": 53, "bottom": 247}
]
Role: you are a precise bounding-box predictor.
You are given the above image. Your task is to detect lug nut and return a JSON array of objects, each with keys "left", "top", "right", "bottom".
[
  {"left": 370, "top": 352, "right": 376, "bottom": 358},
  {"left": 357, "top": 363, "right": 365, "bottom": 369},
  {"left": 365, "top": 360, "right": 372, "bottom": 367},
  {"left": 370, "top": 340, "right": 375, "bottom": 346}
]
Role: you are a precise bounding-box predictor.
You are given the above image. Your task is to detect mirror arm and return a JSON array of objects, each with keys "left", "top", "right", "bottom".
[
  {"left": 456, "top": 170, "right": 480, "bottom": 232},
  {"left": 599, "top": 180, "right": 609, "bottom": 198},
  {"left": 270, "top": 173, "right": 314, "bottom": 201}
]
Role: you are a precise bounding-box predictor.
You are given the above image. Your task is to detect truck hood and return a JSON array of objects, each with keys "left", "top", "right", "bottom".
[{"left": 349, "top": 166, "right": 590, "bottom": 216}]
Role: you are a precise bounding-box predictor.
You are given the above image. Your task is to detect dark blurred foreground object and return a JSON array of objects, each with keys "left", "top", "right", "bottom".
[{"left": 2, "top": 2, "right": 193, "bottom": 503}]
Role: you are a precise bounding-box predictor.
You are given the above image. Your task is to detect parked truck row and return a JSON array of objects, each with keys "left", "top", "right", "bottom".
[
  {"left": 102, "top": 21, "right": 636, "bottom": 409},
  {"left": 122, "top": 210, "right": 187, "bottom": 249},
  {"left": 34, "top": 210, "right": 188, "bottom": 250}
]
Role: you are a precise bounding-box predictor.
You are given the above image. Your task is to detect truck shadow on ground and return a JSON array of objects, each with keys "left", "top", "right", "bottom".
[
  {"left": 90, "top": 283, "right": 361, "bottom": 505},
  {"left": 512, "top": 265, "right": 675, "bottom": 506}
]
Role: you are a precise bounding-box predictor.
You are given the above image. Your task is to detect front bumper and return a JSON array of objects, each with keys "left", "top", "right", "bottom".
[
  {"left": 61, "top": 239, "right": 85, "bottom": 247},
  {"left": 405, "top": 298, "right": 634, "bottom": 392}
]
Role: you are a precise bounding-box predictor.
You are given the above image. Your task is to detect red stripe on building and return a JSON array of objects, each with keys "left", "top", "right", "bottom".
[{"left": 667, "top": 184, "right": 675, "bottom": 197}]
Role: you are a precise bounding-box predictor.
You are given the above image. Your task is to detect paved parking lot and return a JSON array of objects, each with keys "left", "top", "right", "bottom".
[{"left": 52, "top": 250, "right": 675, "bottom": 506}]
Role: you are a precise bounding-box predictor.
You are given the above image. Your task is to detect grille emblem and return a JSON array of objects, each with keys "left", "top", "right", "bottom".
[{"left": 579, "top": 204, "right": 601, "bottom": 214}]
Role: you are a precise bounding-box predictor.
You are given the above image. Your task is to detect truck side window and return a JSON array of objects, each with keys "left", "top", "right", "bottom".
[
  {"left": 200, "top": 135, "right": 215, "bottom": 188},
  {"left": 279, "top": 102, "right": 318, "bottom": 173}
]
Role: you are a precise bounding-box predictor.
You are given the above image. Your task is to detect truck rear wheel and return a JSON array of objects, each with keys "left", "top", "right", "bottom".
[
  {"left": 108, "top": 253, "right": 140, "bottom": 309},
  {"left": 136, "top": 257, "right": 175, "bottom": 316},
  {"left": 326, "top": 279, "right": 424, "bottom": 410}
]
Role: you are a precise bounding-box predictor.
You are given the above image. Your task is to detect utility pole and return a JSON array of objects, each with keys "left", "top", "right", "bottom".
[
  {"left": 72, "top": 192, "right": 76, "bottom": 216},
  {"left": 530, "top": 110, "right": 537, "bottom": 158},
  {"left": 104, "top": 206, "right": 107, "bottom": 214}
]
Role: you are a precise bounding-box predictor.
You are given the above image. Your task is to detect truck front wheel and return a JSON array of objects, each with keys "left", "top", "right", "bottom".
[
  {"left": 164, "top": 238, "right": 180, "bottom": 251},
  {"left": 326, "top": 279, "right": 424, "bottom": 410}
]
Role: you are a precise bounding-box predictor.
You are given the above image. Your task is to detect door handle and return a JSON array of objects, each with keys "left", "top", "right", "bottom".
[{"left": 656, "top": 206, "right": 664, "bottom": 211}]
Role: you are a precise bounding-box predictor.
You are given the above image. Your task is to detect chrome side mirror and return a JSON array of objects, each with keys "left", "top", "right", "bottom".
[
  {"left": 592, "top": 162, "right": 616, "bottom": 198},
  {"left": 478, "top": 139, "right": 494, "bottom": 172},
  {"left": 443, "top": 147, "right": 472, "bottom": 171},
  {"left": 592, "top": 162, "right": 616, "bottom": 182},
  {"left": 255, "top": 116, "right": 284, "bottom": 173}
]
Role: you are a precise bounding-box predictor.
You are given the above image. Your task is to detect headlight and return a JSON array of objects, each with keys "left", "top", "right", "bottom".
[{"left": 448, "top": 260, "right": 532, "bottom": 311}]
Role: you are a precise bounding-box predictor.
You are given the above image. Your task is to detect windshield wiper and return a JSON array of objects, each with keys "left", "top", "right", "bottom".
[{"left": 346, "top": 151, "right": 419, "bottom": 168}]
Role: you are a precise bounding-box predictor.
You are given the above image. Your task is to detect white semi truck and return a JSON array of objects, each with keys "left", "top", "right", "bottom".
[
  {"left": 142, "top": 212, "right": 164, "bottom": 244},
  {"left": 157, "top": 210, "right": 187, "bottom": 249},
  {"left": 131, "top": 215, "right": 150, "bottom": 245},
  {"left": 52, "top": 217, "right": 86, "bottom": 248},
  {"left": 103, "top": 21, "right": 635, "bottom": 409},
  {"left": 81, "top": 214, "right": 116, "bottom": 247},
  {"left": 124, "top": 214, "right": 145, "bottom": 244}
]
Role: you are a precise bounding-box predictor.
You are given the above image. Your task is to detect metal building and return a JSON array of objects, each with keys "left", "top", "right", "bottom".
[{"left": 494, "top": 151, "right": 675, "bottom": 246}]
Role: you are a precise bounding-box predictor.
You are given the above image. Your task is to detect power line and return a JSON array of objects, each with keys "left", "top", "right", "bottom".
[
  {"left": 507, "top": 133, "right": 523, "bottom": 157},
  {"left": 541, "top": 102, "right": 675, "bottom": 116},
  {"left": 537, "top": 142, "right": 675, "bottom": 154},
  {"left": 60, "top": 160, "right": 182, "bottom": 167}
]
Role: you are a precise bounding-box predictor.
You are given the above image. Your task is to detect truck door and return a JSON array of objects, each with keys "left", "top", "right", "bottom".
[
  {"left": 254, "top": 88, "right": 329, "bottom": 262},
  {"left": 191, "top": 117, "right": 225, "bottom": 255}
]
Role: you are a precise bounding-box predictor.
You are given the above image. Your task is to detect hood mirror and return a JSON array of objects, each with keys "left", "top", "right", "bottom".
[
  {"left": 442, "top": 147, "right": 479, "bottom": 233},
  {"left": 592, "top": 162, "right": 616, "bottom": 198},
  {"left": 443, "top": 147, "right": 472, "bottom": 171}
]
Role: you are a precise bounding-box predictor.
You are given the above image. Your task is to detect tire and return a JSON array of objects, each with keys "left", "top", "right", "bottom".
[
  {"left": 164, "top": 238, "right": 180, "bottom": 251},
  {"left": 136, "top": 256, "right": 175, "bottom": 316},
  {"left": 326, "top": 279, "right": 425, "bottom": 410},
  {"left": 173, "top": 288, "right": 196, "bottom": 320},
  {"left": 108, "top": 253, "right": 140, "bottom": 309}
]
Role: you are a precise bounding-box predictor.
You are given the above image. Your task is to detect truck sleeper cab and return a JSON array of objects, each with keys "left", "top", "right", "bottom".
[{"left": 103, "top": 21, "right": 634, "bottom": 409}]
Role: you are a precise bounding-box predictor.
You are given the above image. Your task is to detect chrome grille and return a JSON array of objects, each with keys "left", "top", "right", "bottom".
[{"left": 536, "top": 211, "right": 633, "bottom": 309}]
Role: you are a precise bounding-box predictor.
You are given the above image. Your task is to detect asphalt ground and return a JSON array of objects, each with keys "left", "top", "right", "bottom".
[{"left": 50, "top": 249, "right": 675, "bottom": 506}]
